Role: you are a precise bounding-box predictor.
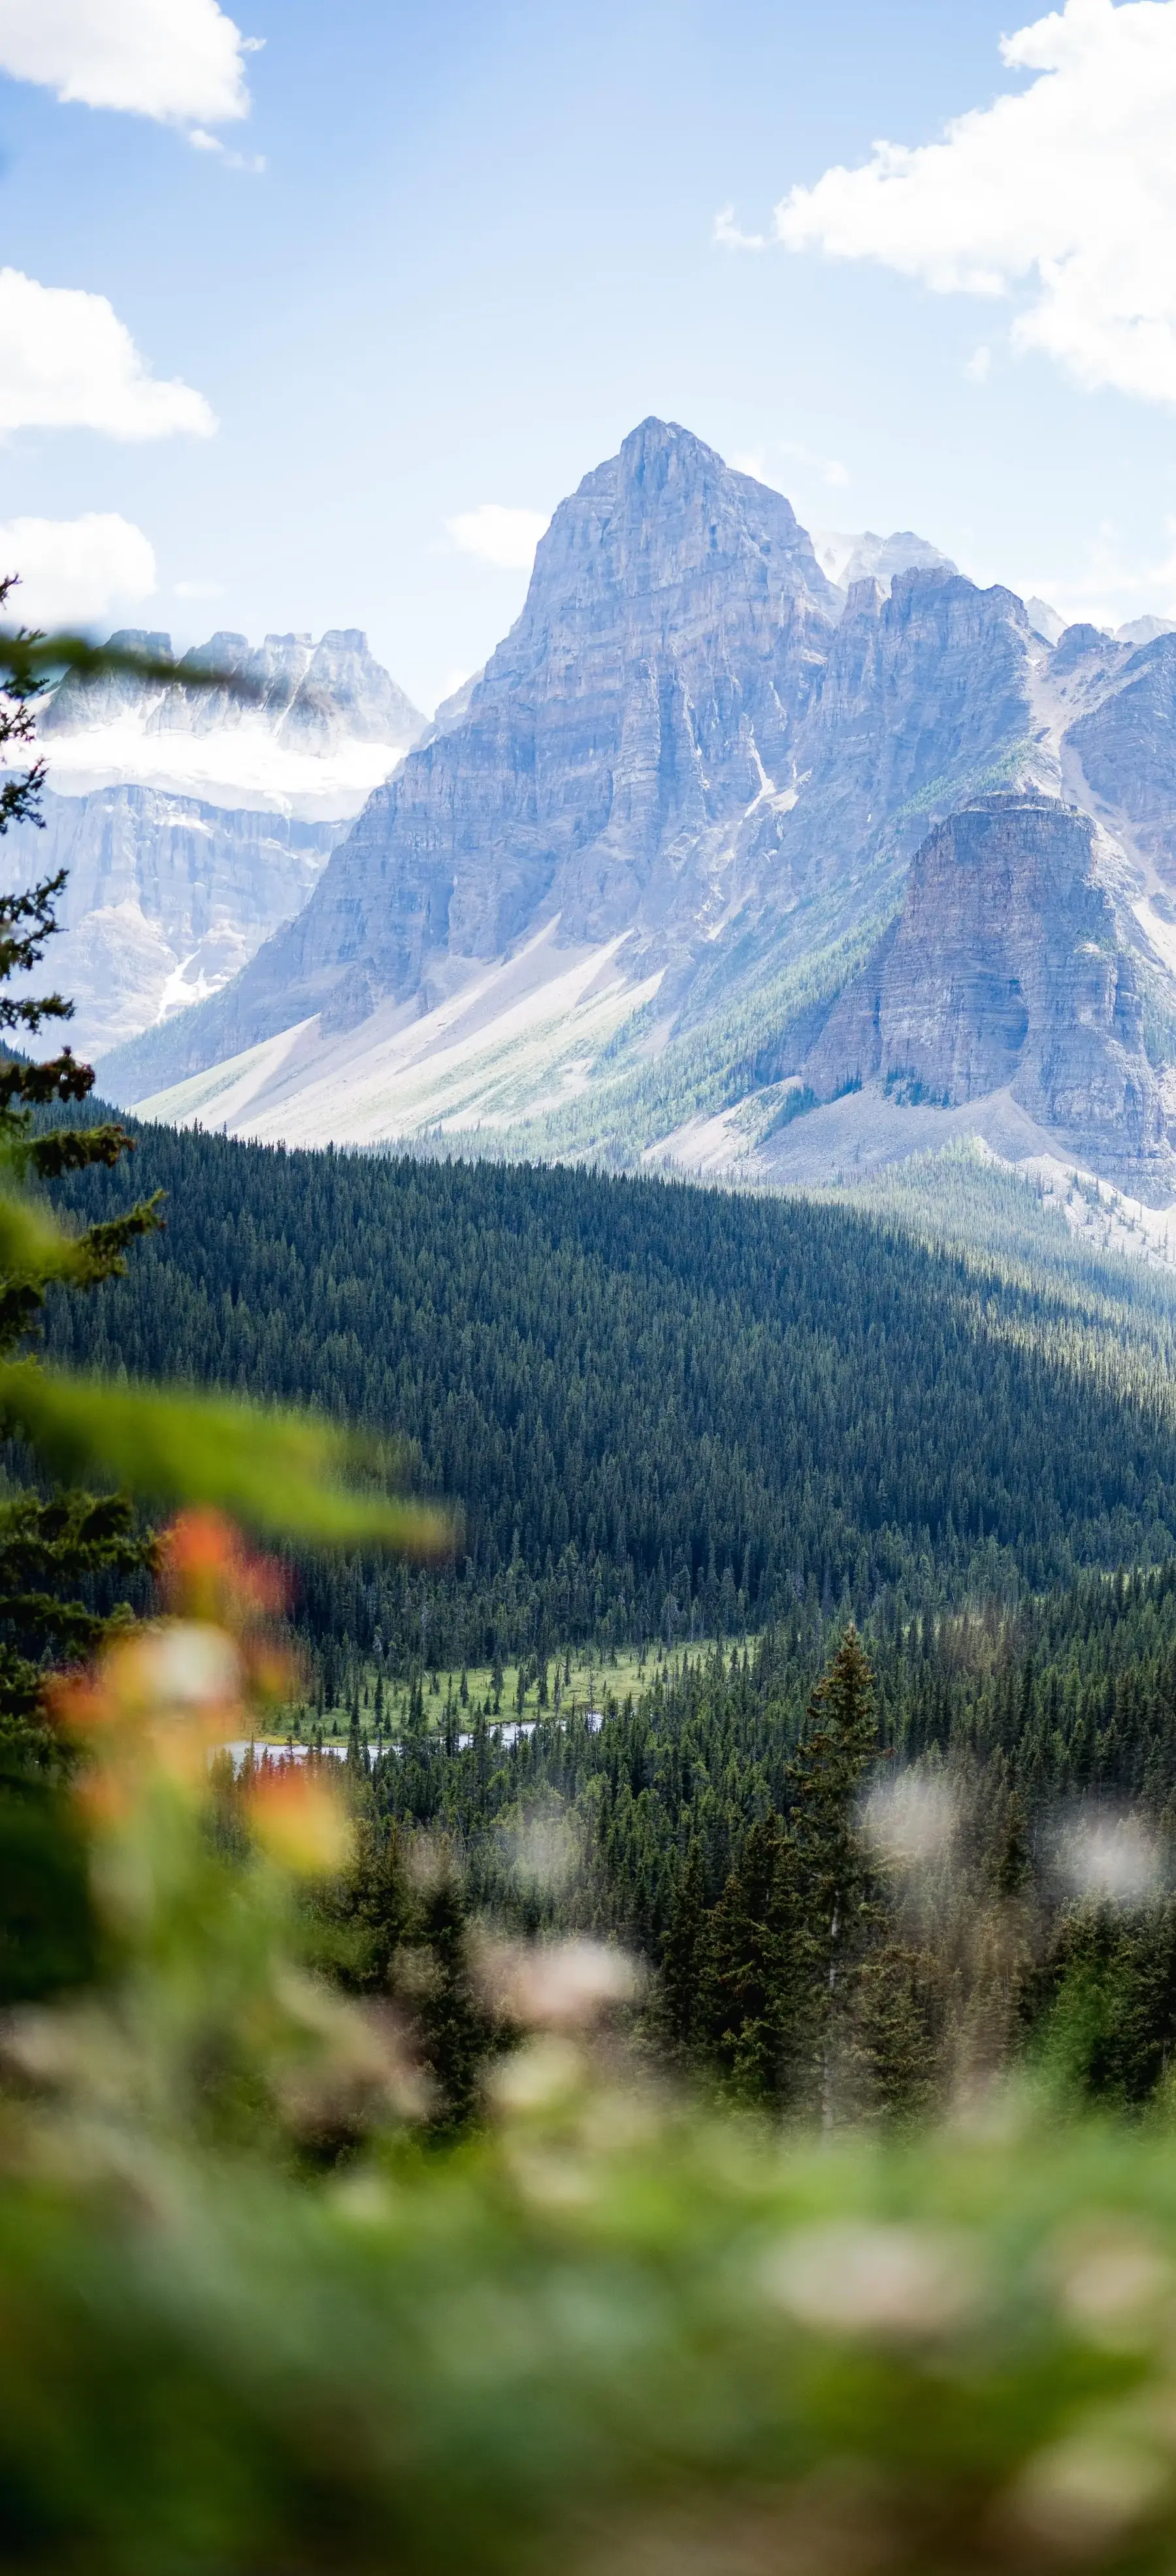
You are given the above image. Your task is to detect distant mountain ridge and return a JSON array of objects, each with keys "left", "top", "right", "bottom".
[
  {"left": 5, "top": 625, "right": 426, "bottom": 1060},
  {"left": 42, "top": 625, "right": 425, "bottom": 763}
]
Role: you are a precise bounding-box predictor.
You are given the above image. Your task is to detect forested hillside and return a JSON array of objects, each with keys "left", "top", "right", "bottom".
[{"left": 40, "top": 1118, "right": 1176, "bottom": 1675}]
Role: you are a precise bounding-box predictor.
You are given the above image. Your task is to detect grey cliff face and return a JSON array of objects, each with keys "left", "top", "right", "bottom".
[
  {"left": 751, "top": 566, "right": 1034, "bottom": 896},
  {"left": 310, "top": 415, "right": 841, "bottom": 1028},
  {"left": 39, "top": 630, "right": 175, "bottom": 732},
  {"left": 804, "top": 793, "right": 1169, "bottom": 1184},
  {"left": 1063, "top": 634, "right": 1176, "bottom": 879},
  {"left": 5, "top": 785, "right": 344, "bottom": 1059}
]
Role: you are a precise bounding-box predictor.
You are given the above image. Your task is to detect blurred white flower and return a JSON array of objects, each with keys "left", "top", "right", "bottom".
[
  {"left": 765, "top": 2221, "right": 981, "bottom": 2338},
  {"left": 860, "top": 1772, "right": 958, "bottom": 1871},
  {"left": 477, "top": 1936, "right": 641, "bottom": 2034},
  {"left": 139, "top": 1622, "right": 241, "bottom": 1711},
  {"left": 1006, "top": 2430, "right": 1169, "bottom": 2552},
  {"left": 1057, "top": 1810, "right": 1163, "bottom": 1904}
]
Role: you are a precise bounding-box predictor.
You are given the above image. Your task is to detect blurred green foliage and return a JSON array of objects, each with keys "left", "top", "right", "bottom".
[{"left": 7, "top": 1611, "right": 1176, "bottom": 2575}]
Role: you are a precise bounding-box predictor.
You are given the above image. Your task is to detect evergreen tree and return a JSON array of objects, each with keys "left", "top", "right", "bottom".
[
  {"left": 660, "top": 1836, "right": 707, "bottom": 2049},
  {"left": 851, "top": 1940, "right": 939, "bottom": 2128},
  {"left": 787, "top": 1627, "right": 879, "bottom": 2116},
  {"left": 0, "top": 595, "right": 161, "bottom": 1757},
  {"left": 406, "top": 1855, "right": 491, "bottom": 2133},
  {"left": 702, "top": 1816, "right": 803, "bottom": 2103}
]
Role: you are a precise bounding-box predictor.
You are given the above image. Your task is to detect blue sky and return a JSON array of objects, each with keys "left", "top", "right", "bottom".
[{"left": 6, "top": 0, "right": 1176, "bottom": 709}]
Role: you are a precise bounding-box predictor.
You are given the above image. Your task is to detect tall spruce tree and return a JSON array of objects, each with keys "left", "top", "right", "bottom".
[
  {"left": 0, "top": 581, "right": 162, "bottom": 1759},
  {"left": 660, "top": 1835, "right": 707, "bottom": 2049},
  {"left": 786, "top": 1627, "right": 879, "bottom": 2121},
  {"left": 702, "top": 1814, "right": 803, "bottom": 2102},
  {"left": 696, "top": 1630, "right": 879, "bottom": 2112}
]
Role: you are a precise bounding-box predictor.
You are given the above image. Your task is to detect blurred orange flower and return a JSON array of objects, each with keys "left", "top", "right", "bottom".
[
  {"left": 161, "top": 1509, "right": 289, "bottom": 1629},
  {"left": 247, "top": 1766, "right": 355, "bottom": 1877}
]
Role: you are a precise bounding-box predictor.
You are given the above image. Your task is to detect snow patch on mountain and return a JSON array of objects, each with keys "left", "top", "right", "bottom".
[{"left": 38, "top": 721, "right": 408, "bottom": 824}]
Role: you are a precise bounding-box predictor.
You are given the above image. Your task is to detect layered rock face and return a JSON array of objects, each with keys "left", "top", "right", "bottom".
[
  {"left": 804, "top": 794, "right": 1169, "bottom": 1183},
  {"left": 85, "top": 420, "right": 1176, "bottom": 1190},
  {"left": 1064, "top": 633, "right": 1176, "bottom": 878},
  {"left": 6, "top": 785, "right": 344, "bottom": 1059},
  {"left": 223, "top": 417, "right": 840, "bottom": 1038}
]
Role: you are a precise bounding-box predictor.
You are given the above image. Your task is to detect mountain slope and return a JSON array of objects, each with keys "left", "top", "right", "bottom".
[{"left": 7, "top": 783, "right": 348, "bottom": 1058}]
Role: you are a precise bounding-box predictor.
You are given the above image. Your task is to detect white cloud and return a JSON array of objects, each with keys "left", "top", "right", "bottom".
[
  {"left": 174, "top": 578, "right": 223, "bottom": 602},
  {"left": 0, "top": 269, "right": 215, "bottom": 438},
  {"left": 965, "top": 344, "right": 992, "bottom": 382},
  {"left": 772, "top": 0, "right": 1176, "bottom": 408},
  {"left": 0, "top": 514, "right": 156, "bottom": 628},
  {"left": 0, "top": 0, "right": 253, "bottom": 125},
  {"left": 445, "top": 504, "right": 549, "bottom": 570}
]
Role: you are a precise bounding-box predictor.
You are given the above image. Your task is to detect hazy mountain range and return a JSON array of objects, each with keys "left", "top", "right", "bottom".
[
  {"left": 14, "top": 418, "right": 1176, "bottom": 1235},
  {"left": 7, "top": 629, "right": 425, "bottom": 1056}
]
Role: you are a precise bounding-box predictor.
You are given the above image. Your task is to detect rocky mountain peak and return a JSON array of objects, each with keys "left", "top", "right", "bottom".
[
  {"left": 1051, "top": 622, "right": 1118, "bottom": 676},
  {"left": 535, "top": 415, "right": 841, "bottom": 631}
]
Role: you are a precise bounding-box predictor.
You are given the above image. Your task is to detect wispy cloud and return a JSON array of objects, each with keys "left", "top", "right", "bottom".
[
  {"left": 189, "top": 125, "right": 265, "bottom": 171},
  {"left": 445, "top": 504, "right": 549, "bottom": 570},
  {"left": 713, "top": 204, "right": 767, "bottom": 252}
]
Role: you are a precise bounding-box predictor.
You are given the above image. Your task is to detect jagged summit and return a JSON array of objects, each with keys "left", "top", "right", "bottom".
[
  {"left": 811, "top": 527, "right": 957, "bottom": 593},
  {"left": 104, "top": 416, "right": 853, "bottom": 1088}
]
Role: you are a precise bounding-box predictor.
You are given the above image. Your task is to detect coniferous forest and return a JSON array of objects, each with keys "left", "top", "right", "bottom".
[{"left": 39, "top": 1118, "right": 1176, "bottom": 1678}]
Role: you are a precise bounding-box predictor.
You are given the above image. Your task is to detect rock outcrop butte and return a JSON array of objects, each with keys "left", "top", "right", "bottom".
[{"left": 803, "top": 792, "right": 1172, "bottom": 1190}]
